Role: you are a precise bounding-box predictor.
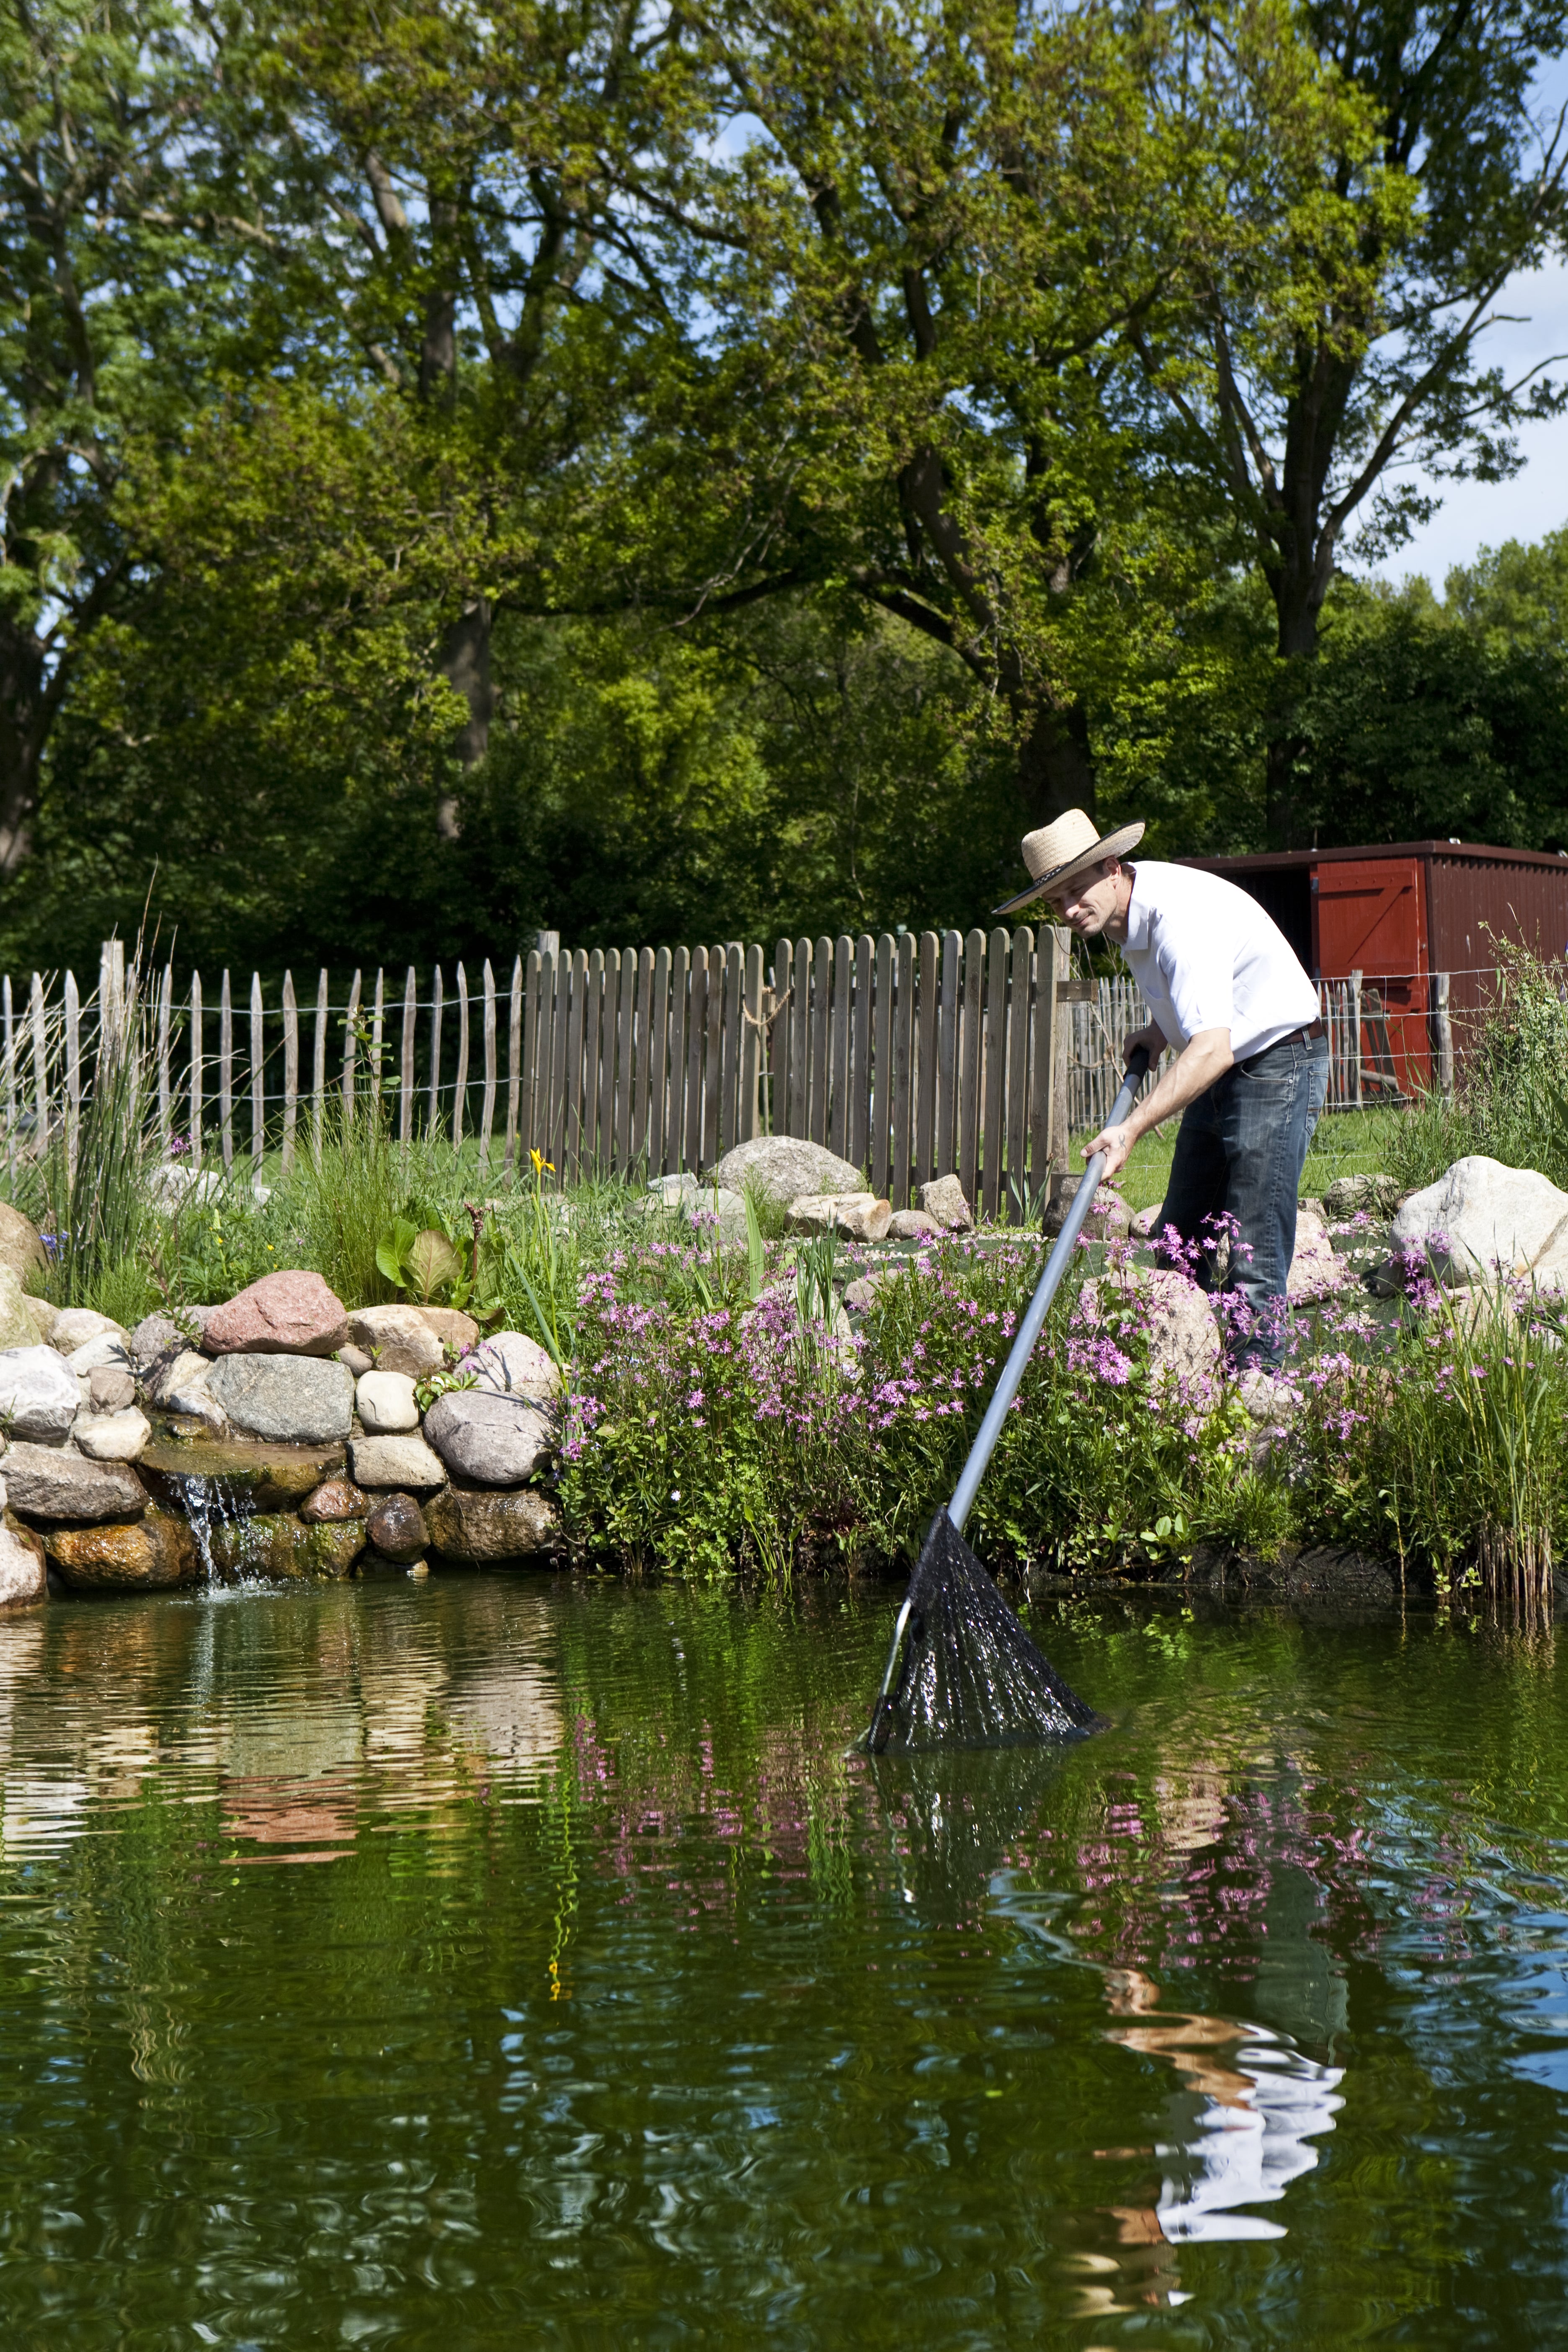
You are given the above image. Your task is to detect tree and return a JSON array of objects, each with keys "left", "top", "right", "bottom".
[{"left": 1131, "top": 0, "right": 1568, "bottom": 843}]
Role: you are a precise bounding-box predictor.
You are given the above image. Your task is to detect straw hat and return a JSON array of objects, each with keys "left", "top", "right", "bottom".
[{"left": 993, "top": 808, "right": 1146, "bottom": 916}]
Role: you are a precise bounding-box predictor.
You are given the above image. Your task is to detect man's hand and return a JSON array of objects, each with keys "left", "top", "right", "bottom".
[
  {"left": 1122, "top": 1022, "right": 1167, "bottom": 1070},
  {"left": 1083, "top": 1118, "right": 1135, "bottom": 1179}
]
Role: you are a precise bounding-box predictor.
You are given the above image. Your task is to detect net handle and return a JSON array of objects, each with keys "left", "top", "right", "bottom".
[{"left": 946, "top": 1045, "right": 1150, "bottom": 1535}]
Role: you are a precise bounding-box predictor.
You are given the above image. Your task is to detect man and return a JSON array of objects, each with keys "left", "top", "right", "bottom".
[{"left": 996, "top": 810, "right": 1329, "bottom": 1370}]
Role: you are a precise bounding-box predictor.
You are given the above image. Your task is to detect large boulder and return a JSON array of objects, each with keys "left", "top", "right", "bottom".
[
  {"left": 1075, "top": 1266, "right": 1222, "bottom": 1389},
  {"left": 1389, "top": 1155, "right": 1568, "bottom": 1288},
  {"left": 300, "top": 1476, "right": 368, "bottom": 1524},
  {"left": 422, "top": 1392, "right": 554, "bottom": 1486},
  {"left": 138, "top": 1433, "right": 345, "bottom": 1514},
  {"left": 88, "top": 1366, "right": 136, "bottom": 1414},
  {"left": 204, "top": 1353, "right": 355, "bottom": 1444},
  {"left": 425, "top": 1484, "right": 558, "bottom": 1562},
  {"left": 147, "top": 1349, "right": 227, "bottom": 1433},
  {"left": 786, "top": 1192, "right": 892, "bottom": 1243},
  {"left": 345, "top": 1304, "right": 446, "bottom": 1379},
  {"left": 203, "top": 1270, "right": 348, "bottom": 1359},
  {"left": 51, "top": 1308, "right": 129, "bottom": 1357},
  {"left": 415, "top": 1306, "right": 480, "bottom": 1354},
  {"left": 45, "top": 1508, "right": 198, "bottom": 1591},
  {"left": 348, "top": 1431, "right": 448, "bottom": 1491},
  {"left": 2, "top": 1442, "right": 147, "bottom": 1524},
  {"left": 712, "top": 1136, "right": 862, "bottom": 1208},
  {"left": 0, "top": 1518, "right": 45, "bottom": 1607},
  {"left": 466, "top": 1331, "right": 560, "bottom": 1401},
  {"left": 1286, "top": 1202, "right": 1347, "bottom": 1300},
  {"left": 887, "top": 1208, "right": 941, "bottom": 1242},
  {"left": 356, "top": 1369, "right": 420, "bottom": 1432},
  {"left": 0, "top": 1265, "right": 41, "bottom": 1353},
  {"left": 65, "top": 1330, "right": 133, "bottom": 1376},
  {"left": 0, "top": 1346, "right": 85, "bottom": 1444},
  {"left": 73, "top": 1408, "right": 152, "bottom": 1465},
  {"left": 128, "top": 1309, "right": 209, "bottom": 1373},
  {"left": 918, "top": 1175, "right": 974, "bottom": 1233},
  {"left": 205, "top": 1512, "right": 365, "bottom": 1582},
  {"left": 366, "top": 1491, "right": 428, "bottom": 1563},
  {"left": 0, "top": 1202, "right": 46, "bottom": 1284}
]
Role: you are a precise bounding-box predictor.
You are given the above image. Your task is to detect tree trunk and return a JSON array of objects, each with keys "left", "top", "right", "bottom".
[
  {"left": 0, "top": 616, "right": 49, "bottom": 873},
  {"left": 436, "top": 596, "right": 495, "bottom": 840},
  {"left": 1262, "top": 503, "right": 1333, "bottom": 850},
  {"left": 1017, "top": 692, "right": 1095, "bottom": 829}
]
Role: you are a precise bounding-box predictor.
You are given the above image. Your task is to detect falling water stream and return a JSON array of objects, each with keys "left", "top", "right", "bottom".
[{"left": 0, "top": 1573, "right": 1564, "bottom": 2344}]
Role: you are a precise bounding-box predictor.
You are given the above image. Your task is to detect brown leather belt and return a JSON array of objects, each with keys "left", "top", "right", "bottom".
[{"left": 1238, "top": 1019, "right": 1325, "bottom": 1073}]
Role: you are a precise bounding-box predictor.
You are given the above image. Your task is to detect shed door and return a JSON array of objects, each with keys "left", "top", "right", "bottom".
[{"left": 1311, "top": 858, "right": 1430, "bottom": 1098}]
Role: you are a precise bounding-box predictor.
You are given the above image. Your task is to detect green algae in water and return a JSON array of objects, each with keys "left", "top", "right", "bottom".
[{"left": 0, "top": 1577, "right": 1566, "bottom": 2344}]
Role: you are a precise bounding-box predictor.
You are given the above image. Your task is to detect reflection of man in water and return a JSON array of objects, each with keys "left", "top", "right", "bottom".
[{"left": 1104, "top": 1969, "right": 1344, "bottom": 2247}]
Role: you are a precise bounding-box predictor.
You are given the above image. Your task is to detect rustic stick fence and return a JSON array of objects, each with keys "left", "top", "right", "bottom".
[{"left": 0, "top": 941, "right": 1494, "bottom": 1222}]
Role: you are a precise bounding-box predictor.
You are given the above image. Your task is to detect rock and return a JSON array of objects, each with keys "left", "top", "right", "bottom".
[
  {"left": 887, "top": 1208, "right": 941, "bottom": 1241},
  {"left": 1131, "top": 1202, "right": 1165, "bottom": 1242},
  {"left": 300, "top": 1477, "right": 368, "bottom": 1524},
  {"left": 425, "top": 1485, "right": 559, "bottom": 1562},
  {"left": 356, "top": 1368, "right": 420, "bottom": 1432},
  {"left": 348, "top": 1432, "right": 449, "bottom": 1491},
  {"left": 147, "top": 1163, "right": 224, "bottom": 1210},
  {"left": 643, "top": 1171, "right": 699, "bottom": 1211},
  {"left": 688, "top": 1186, "right": 752, "bottom": 1244},
  {"left": 0, "top": 1265, "right": 41, "bottom": 1353},
  {"left": 0, "top": 1517, "right": 45, "bottom": 1606},
  {"left": 205, "top": 1512, "right": 366, "bottom": 1582},
  {"left": 0, "top": 1346, "right": 86, "bottom": 1444},
  {"left": 204, "top": 1269, "right": 348, "bottom": 1359},
  {"left": 2, "top": 1442, "right": 147, "bottom": 1523},
  {"left": 1390, "top": 1156, "right": 1568, "bottom": 1289},
  {"left": 204, "top": 1353, "right": 356, "bottom": 1444},
  {"left": 786, "top": 1192, "right": 892, "bottom": 1243},
  {"left": 1324, "top": 1172, "right": 1401, "bottom": 1222},
  {"left": 712, "top": 1136, "right": 862, "bottom": 1208},
  {"left": 465, "top": 1330, "right": 561, "bottom": 1401},
  {"left": 338, "top": 1344, "right": 375, "bottom": 1378},
  {"left": 343, "top": 1304, "right": 446, "bottom": 1379},
  {"left": 149, "top": 1348, "right": 216, "bottom": 1407},
  {"left": 414, "top": 1307, "right": 480, "bottom": 1354},
  {"left": 22, "top": 1295, "right": 59, "bottom": 1345},
  {"left": 88, "top": 1366, "right": 137, "bottom": 1414},
  {"left": 138, "top": 1434, "right": 346, "bottom": 1514},
  {"left": 422, "top": 1392, "right": 554, "bottom": 1486},
  {"left": 1238, "top": 1367, "right": 1303, "bottom": 1427},
  {"left": 844, "top": 1275, "right": 885, "bottom": 1311},
  {"left": 64, "top": 1331, "right": 133, "bottom": 1376},
  {"left": 0, "top": 1202, "right": 46, "bottom": 1284},
  {"left": 1287, "top": 1202, "right": 1347, "bottom": 1300},
  {"left": 366, "top": 1491, "right": 428, "bottom": 1563},
  {"left": 1086, "top": 1189, "right": 1133, "bottom": 1241},
  {"left": 45, "top": 1508, "right": 199, "bottom": 1591},
  {"left": 52, "top": 1308, "right": 129, "bottom": 1356},
  {"left": 918, "top": 1174, "right": 974, "bottom": 1232},
  {"left": 1076, "top": 1267, "right": 1222, "bottom": 1389},
  {"left": 129, "top": 1311, "right": 193, "bottom": 1372},
  {"left": 72, "top": 1408, "right": 152, "bottom": 1464}
]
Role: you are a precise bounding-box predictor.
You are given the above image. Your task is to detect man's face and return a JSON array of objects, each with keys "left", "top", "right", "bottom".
[{"left": 1048, "top": 858, "right": 1123, "bottom": 937}]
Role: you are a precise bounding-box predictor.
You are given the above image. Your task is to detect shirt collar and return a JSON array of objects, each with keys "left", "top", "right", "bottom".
[{"left": 1120, "top": 864, "right": 1151, "bottom": 953}]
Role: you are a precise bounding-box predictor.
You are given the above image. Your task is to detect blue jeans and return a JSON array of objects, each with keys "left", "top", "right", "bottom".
[{"left": 1158, "top": 1032, "right": 1330, "bottom": 1370}]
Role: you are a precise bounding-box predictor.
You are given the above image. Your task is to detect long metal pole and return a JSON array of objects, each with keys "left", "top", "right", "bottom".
[{"left": 869, "top": 1047, "right": 1149, "bottom": 1726}]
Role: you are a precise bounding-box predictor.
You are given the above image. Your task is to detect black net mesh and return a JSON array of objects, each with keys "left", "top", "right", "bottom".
[{"left": 868, "top": 1509, "right": 1104, "bottom": 1752}]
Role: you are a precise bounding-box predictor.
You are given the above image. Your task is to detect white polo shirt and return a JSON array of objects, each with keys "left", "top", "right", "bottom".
[{"left": 1120, "top": 862, "right": 1319, "bottom": 1062}]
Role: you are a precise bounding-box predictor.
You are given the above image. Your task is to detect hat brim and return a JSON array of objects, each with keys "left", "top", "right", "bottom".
[{"left": 992, "top": 821, "right": 1145, "bottom": 917}]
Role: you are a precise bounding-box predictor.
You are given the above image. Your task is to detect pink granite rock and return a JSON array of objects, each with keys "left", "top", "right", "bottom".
[{"left": 203, "top": 1269, "right": 349, "bottom": 1359}]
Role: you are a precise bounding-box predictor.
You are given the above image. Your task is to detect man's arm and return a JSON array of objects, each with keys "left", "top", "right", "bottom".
[{"left": 1083, "top": 1027, "right": 1233, "bottom": 1180}]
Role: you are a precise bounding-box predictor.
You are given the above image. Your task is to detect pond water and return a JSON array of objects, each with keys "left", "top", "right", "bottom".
[{"left": 1, "top": 1572, "right": 1565, "bottom": 2346}]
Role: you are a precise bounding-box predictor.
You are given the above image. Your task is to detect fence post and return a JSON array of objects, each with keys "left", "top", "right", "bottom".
[
  {"left": 428, "top": 966, "right": 444, "bottom": 1139},
  {"left": 1006, "top": 928, "right": 1032, "bottom": 1223},
  {"left": 64, "top": 972, "right": 80, "bottom": 1184},
  {"left": 342, "top": 968, "right": 362, "bottom": 1122},
  {"left": 250, "top": 972, "right": 265, "bottom": 1178},
  {"left": 157, "top": 963, "right": 172, "bottom": 1158},
  {"left": 480, "top": 959, "right": 497, "bottom": 1168},
  {"left": 507, "top": 953, "right": 527, "bottom": 1176},
  {"left": 850, "top": 935, "right": 872, "bottom": 1172},
  {"left": 1434, "top": 970, "right": 1453, "bottom": 1097},
  {"left": 453, "top": 962, "right": 470, "bottom": 1149},
  {"left": 1350, "top": 968, "right": 1364, "bottom": 1110},
  {"left": 281, "top": 971, "right": 299, "bottom": 1173},
  {"left": 2, "top": 977, "right": 12, "bottom": 1190},
  {"left": 188, "top": 970, "right": 202, "bottom": 1167},
  {"left": 219, "top": 970, "right": 234, "bottom": 1170},
  {"left": 400, "top": 967, "right": 416, "bottom": 1144},
  {"left": 311, "top": 969, "right": 328, "bottom": 1156},
  {"left": 370, "top": 969, "right": 385, "bottom": 1118}
]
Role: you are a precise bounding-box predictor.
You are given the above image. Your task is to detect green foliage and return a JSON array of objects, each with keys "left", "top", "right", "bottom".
[{"left": 1385, "top": 940, "right": 1568, "bottom": 1193}]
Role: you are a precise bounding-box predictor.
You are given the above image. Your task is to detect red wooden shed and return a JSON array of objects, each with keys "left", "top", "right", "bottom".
[{"left": 1178, "top": 841, "right": 1568, "bottom": 1099}]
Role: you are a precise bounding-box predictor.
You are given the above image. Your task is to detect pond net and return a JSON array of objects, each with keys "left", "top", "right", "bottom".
[{"left": 866, "top": 1509, "right": 1104, "bottom": 1752}]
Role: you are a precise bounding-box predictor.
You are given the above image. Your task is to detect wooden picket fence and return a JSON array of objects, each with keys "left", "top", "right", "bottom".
[{"left": 0, "top": 925, "right": 1157, "bottom": 1224}]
